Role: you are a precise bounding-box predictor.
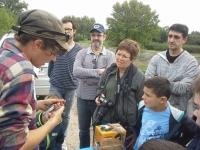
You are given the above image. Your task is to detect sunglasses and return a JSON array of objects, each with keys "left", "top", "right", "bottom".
[{"left": 92, "top": 59, "right": 97, "bottom": 69}]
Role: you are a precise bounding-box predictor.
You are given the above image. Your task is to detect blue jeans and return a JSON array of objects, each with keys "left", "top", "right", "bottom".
[
  {"left": 77, "top": 97, "right": 97, "bottom": 148},
  {"left": 49, "top": 84, "right": 76, "bottom": 137}
]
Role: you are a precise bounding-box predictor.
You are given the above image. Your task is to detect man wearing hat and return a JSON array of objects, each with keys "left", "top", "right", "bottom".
[
  {"left": 0, "top": 9, "right": 67, "bottom": 150},
  {"left": 73, "top": 23, "right": 115, "bottom": 148}
]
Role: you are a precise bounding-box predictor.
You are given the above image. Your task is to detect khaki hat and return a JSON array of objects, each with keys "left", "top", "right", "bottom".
[{"left": 12, "top": 9, "right": 69, "bottom": 50}]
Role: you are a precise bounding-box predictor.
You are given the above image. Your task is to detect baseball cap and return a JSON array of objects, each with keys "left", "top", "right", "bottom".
[
  {"left": 90, "top": 23, "right": 106, "bottom": 33},
  {"left": 12, "top": 9, "right": 69, "bottom": 50}
]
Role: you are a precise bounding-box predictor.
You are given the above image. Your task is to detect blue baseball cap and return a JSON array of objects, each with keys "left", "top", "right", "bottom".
[{"left": 90, "top": 23, "right": 106, "bottom": 33}]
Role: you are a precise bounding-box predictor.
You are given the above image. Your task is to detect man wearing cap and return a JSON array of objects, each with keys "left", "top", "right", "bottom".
[
  {"left": 73, "top": 23, "right": 115, "bottom": 148},
  {"left": 0, "top": 9, "right": 67, "bottom": 150}
]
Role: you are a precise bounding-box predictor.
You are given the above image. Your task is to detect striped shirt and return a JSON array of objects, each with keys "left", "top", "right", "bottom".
[
  {"left": 0, "top": 42, "right": 37, "bottom": 150},
  {"left": 48, "top": 43, "right": 82, "bottom": 89},
  {"left": 73, "top": 46, "right": 115, "bottom": 100}
]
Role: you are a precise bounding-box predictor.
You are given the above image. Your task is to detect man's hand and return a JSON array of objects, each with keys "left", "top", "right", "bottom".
[
  {"left": 126, "top": 134, "right": 136, "bottom": 150},
  {"left": 37, "top": 99, "right": 65, "bottom": 111},
  {"left": 99, "top": 68, "right": 105, "bottom": 75}
]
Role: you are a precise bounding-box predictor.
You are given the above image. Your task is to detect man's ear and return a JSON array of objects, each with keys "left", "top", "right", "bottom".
[
  {"left": 183, "top": 37, "right": 188, "bottom": 44},
  {"left": 160, "top": 96, "right": 167, "bottom": 103},
  {"left": 33, "top": 39, "right": 43, "bottom": 50}
]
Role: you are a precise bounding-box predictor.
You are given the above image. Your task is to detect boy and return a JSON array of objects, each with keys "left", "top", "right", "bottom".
[
  {"left": 37, "top": 94, "right": 64, "bottom": 150},
  {"left": 186, "top": 76, "right": 200, "bottom": 150},
  {"left": 132, "top": 76, "right": 197, "bottom": 150}
]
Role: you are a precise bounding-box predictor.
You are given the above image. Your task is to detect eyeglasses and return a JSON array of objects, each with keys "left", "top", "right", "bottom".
[
  {"left": 65, "top": 28, "right": 73, "bottom": 31},
  {"left": 92, "top": 59, "right": 97, "bottom": 69},
  {"left": 91, "top": 34, "right": 104, "bottom": 38},
  {"left": 116, "top": 52, "right": 130, "bottom": 59}
]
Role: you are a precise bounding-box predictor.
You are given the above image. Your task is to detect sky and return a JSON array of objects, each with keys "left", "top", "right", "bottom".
[{"left": 23, "top": 0, "right": 199, "bottom": 32}]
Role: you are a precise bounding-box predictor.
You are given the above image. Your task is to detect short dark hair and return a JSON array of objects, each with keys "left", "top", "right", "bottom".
[
  {"left": 139, "top": 139, "right": 186, "bottom": 150},
  {"left": 62, "top": 19, "right": 77, "bottom": 30},
  {"left": 169, "top": 23, "right": 188, "bottom": 38},
  {"left": 144, "top": 77, "right": 171, "bottom": 99},
  {"left": 192, "top": 76, "right": 200, "bottom": 94},
  {"left": 116, "top": 39, "right": 140, "bottom": 60}
]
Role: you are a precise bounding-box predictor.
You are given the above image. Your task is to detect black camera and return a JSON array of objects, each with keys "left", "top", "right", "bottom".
[{"left": 92, "top": 97, "right": 115, "bottom": 126}]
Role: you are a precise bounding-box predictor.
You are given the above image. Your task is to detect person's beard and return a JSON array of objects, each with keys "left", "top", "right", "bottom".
[{"left": 91, "top": 40, "right": 103, "bottom": 48}]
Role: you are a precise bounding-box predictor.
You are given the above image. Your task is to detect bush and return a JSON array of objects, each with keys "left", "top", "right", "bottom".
[{"left": 145, "top": 42, "right": 200, "bottom": 53}]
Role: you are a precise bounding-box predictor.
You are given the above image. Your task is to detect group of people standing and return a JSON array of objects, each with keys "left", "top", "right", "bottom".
[{"left": 0, "top": 8, "right": 199, "bottom": 150}]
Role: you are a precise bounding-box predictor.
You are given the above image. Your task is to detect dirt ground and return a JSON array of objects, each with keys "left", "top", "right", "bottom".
[{"left": 65, "top": 97, "right": 93, "bottom": 150}]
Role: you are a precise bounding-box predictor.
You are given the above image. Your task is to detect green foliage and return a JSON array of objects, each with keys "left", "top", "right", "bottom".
[
  {"left": 106, "top": 0, "right": 160, "bottom": 47},
  {"left": 61, "top": 15, "right": 95, "bottom": 41},
  {"left": 0, "top": 8, "right": 16, "bottom": 37},
  {"left": 0, "top": 0, "right": 28, "bottom": 16},
  {"left": 187, "top": 31, "right": 200, "bottom": 45},
  {"left": 145, "top": 42, "right": 200, "bottom": 53}
]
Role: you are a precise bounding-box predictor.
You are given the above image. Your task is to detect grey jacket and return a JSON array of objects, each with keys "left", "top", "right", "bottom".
[{"left": 145, "top": 50, "right": 198, "bottom": 111}]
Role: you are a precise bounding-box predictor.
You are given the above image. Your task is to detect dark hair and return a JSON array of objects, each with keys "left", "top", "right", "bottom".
[
  {"left": 14, "top": 33, "right": 66, "bottom": 56},
  {"left": 116, "top": 39, "right": 140, "bottom": 60},
  {"left": 169, "top": 23, "right": 188, "bottom": 38},
  {"left": 62, "top": 19, "right": 77, "bottom": 30},
  {"left": 139, "top": 140, "right": 186, "bottom": 150},
  {"left": 144, "top": 77, "right": 171, "bottom": 99},
  {"left": 192, "top": 76, "right": 200, "bottom": 94}
]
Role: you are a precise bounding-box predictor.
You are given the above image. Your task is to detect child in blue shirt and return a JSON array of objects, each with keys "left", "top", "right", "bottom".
[{"left": 132, "top": 76, "right": 197, "bottom": 150}]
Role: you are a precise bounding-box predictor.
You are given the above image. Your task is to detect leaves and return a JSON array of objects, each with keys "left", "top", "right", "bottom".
[{"left": 106, "top": 0, "right": 160, "bottom": 47}]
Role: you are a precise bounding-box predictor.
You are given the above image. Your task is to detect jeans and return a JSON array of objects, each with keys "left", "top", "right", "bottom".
[
  {"left": 77, "top": 97, "right": 97, "bottom": 148},
  {"left": 49, "top": 84, "right": 76, "bottom": 137}
]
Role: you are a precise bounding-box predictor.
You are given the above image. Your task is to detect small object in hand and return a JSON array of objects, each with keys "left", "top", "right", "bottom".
[{"left": 43, "top": 105, "right": 54, "bottom": 116}]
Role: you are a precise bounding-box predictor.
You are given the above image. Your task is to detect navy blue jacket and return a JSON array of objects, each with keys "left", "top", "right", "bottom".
[
  {"left": 186, "top": 126, "right": 200, "bottom": 150},
  {"left": 132, "top": 101, "right": 198, "bottom": 147},
  {"left": 36, "top": 112, "right": 64, "bottom": 150}
]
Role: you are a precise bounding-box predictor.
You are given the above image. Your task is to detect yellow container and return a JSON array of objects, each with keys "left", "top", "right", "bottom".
[{"left": 93, "top": 123, "right": 126, "bottom": 150}]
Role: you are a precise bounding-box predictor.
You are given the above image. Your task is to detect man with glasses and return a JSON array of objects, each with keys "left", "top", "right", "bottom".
[
  {"left": 186, "top": 76, "right": 200, "bottom": 150},
  {"left": 48, "top": 20, "right": 82, "bottom": 150},
  {"left": 73, "top": 23, "right": 115, "bottom": 149}
]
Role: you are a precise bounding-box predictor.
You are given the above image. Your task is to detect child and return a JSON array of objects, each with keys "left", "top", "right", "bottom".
[
  {"left": 132, "top": 76, "right": 197, "bottom": 150},
  {"left": 139, "top": 139, "right": 186, "bottom": 150},
  {"left": 37, "top": 94, "right": 64, "bottom": 150},
  {"left": 186, "top": 76, "right": 200, "bottom": 150}
]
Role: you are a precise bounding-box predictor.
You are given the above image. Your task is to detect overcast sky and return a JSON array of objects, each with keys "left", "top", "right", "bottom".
[{"left": 23, "top": 0, "right": 199, "bottom": 32}]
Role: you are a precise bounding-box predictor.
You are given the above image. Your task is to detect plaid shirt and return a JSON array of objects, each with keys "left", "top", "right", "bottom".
[{"left": 0, "top": 42, "right": 38, "bottom": 150}]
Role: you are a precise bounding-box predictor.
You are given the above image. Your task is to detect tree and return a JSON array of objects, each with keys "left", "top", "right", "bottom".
[
  {"left": 0, "top": 0, "right": 28, "bottom": 16},
  {"left": 106, "top": 0, "right": 160, "bottom": 47},
  {"left": 62, "top": 15, "right": 95, "bottom": 41},
  {"left": 153, "top": 26, "right": 169, "bottom": 43},
  {"left": 187, "top": 31, "right": 200, "bottom": 45},
  {"left": 0, "top": 8, "right": 16, "bottom": 37}
]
